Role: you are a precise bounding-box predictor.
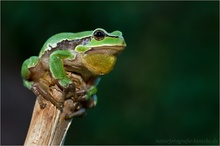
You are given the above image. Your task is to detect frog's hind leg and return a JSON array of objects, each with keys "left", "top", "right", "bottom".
[
  {"left": 21, "top": 56, "right": 39, "bottom": 89},
  {"left": 31, "top": 82, "right": 64, "bottom": 110}
]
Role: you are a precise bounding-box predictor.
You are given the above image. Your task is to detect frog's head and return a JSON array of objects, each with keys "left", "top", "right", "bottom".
[{"left": 76, "top": 28, "right": 126, "bottom": 75}]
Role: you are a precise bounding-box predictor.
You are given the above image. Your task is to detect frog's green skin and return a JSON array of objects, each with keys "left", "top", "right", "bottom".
[{"left": 21, "top": 28, "right": 126, "bottom": 118}]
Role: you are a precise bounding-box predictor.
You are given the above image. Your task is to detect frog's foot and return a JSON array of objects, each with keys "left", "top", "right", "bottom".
[
  {"left": 31, "top": 82, "right": 64, "bottom": 110},
  {"left": 65, "top": 107, "right": 86, "bottom": 120},
  {"left": 64, "top": 88, "right": 98, "bottom": 120},
  {"left": 76, "top": 86, "right": 98, "bottom": 102},
  {"left": 80, "top": 95, "right": 98, "bottom": 109}
]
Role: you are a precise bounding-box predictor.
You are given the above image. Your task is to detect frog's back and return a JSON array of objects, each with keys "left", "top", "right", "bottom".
[{"left": 39, "top": 31, "right": 93, "bottom": 57}]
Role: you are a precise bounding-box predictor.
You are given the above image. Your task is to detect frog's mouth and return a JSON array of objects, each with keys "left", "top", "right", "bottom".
[
  {"left": 87, "top": 46, "right": 125, "bottom": 56},
  {"left": 80, "top": 46, "right": 125, "bottom": 75}
]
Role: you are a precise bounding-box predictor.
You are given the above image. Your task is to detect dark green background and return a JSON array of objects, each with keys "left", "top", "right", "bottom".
[{"left": 1, "top": 1, "right": 219, "bottom": 145}]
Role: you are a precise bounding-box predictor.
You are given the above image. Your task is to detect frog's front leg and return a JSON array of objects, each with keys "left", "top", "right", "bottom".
[{"left": 49, "top": 50, "right": 76, "bottom": 101}]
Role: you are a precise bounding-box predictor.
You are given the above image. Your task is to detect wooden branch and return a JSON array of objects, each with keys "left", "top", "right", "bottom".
[{"left": 24, "top": 86, "right": 73, "bottom": 146}]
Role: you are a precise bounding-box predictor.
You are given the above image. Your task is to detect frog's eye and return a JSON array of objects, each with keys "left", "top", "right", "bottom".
[{"left": 93, "top": 30, "right": 106, "bottom": 41}]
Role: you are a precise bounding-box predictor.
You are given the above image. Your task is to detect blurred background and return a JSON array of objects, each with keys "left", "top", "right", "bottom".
[{"left": 1, "top": 1, "right": 219, "bottom": 145}]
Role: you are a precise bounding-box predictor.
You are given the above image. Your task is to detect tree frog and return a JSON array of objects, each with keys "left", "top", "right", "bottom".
[{"left": 21, "top": 28, "right": 126, "bottom": 118}]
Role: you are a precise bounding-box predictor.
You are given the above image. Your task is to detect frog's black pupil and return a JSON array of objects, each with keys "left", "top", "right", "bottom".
[{"left": 94, "top": 30, "right": 105, "bottom": 40}]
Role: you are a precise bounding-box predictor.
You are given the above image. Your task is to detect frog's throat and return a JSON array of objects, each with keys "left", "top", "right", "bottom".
[{"left": 81, "top": 54, "right": 117, "bottom": 75}]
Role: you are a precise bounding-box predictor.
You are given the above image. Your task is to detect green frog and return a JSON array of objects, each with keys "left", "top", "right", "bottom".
[{"left": 21, "top": 28, "right": 126, "bottom": 118}]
